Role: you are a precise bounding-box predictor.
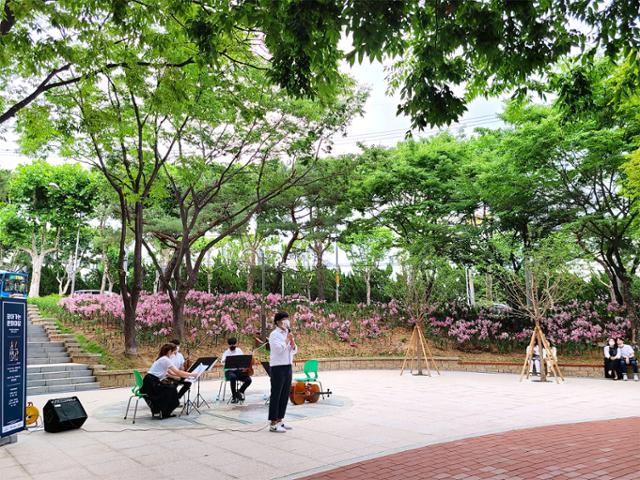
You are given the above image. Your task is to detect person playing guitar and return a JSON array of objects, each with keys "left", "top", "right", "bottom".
[{"left": 221, "top": 337, "right": 253, "bottom": 404}]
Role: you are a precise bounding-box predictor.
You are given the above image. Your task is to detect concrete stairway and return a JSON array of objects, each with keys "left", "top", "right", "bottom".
[{"left": 26, "top": 305, "right": 101, "bottom": 395}]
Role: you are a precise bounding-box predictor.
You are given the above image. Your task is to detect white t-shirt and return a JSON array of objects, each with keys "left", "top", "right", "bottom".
[
  {"left": 269, "top": 327, "right": 297, "bottom": 367},
  {"left": 171, "top": 351, "right": 185, "bottom": 370},
  {"left": 147, "top": 356, "right": 174, "bottom": 380},
  {"left": 221, "top": 347, "right": 244, "bottom": 365},
  {"left": 618, "top": 344, "right": 635, "bottom": 358}
]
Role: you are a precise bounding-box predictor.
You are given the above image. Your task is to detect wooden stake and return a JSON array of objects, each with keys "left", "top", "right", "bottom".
[
  {"left": 401, "top": 322, "right": 439, "bottom": 376},
  {"left": 519, "top": 324, "right": 564, "bottom": 383}
]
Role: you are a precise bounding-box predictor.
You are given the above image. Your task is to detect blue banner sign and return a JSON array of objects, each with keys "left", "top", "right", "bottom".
[{"left": 1, "top": 299, "right": 27, "bottom": 437}]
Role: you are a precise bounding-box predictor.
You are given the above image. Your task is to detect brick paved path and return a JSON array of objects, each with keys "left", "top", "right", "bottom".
[{"left": 301, "top": 417, "right": 640, "bottom": 480}]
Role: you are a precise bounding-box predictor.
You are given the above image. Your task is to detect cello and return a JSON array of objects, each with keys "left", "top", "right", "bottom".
[{"left": 290, "top": 380, "right": 332, "bottom": 405}]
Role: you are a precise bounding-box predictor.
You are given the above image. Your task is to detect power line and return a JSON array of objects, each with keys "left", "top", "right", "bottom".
[
  {"left": 334, "top": 113, "right": 498, "bottom": 142},
  {"left": 332, "top": 115, "right": 503, "bottom": 146}
]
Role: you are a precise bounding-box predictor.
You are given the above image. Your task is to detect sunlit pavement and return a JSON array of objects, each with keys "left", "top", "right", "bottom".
[{"left": 1, "top": 370, "right": 639, "bottom": 479}]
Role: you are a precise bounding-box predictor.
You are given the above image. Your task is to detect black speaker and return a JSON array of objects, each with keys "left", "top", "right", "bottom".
[{"left": 43, "top": 397, "right": 88, "bottom": 433}]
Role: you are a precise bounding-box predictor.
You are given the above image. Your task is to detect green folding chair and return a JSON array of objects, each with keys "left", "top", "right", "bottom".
[
  {"left": 294, "top": 359, "right": 324, "bottom": 398},
  {"left": 124, "top": 369, "right": 151, "bottom": 423}
]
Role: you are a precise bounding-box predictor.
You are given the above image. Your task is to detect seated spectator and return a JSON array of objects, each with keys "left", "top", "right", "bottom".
[
  {"left": 526, "top": 344, "right": 541, "bottom": 376},
  {"left": 603, "top": 338, "right": 619, "bottom": 380},
  {"left": 616, "top": 339, "right": 638, "bottom": 381}
]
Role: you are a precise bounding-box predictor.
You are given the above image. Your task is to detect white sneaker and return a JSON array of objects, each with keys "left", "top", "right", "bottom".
[
  {"left": 269, "top": 424, "right": 286, "bottom": 433},
  {"left": 623, "top": 373, "right": 628, "bottom": 381},
  {"left": 634, "top": 374, "right": 638, "bottom": 381},
  {"left": 279, "top": 422, "right": 292, "bottom": 430}
]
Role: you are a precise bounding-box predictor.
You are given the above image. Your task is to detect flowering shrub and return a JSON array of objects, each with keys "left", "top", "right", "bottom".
[
  {"left": 427, "top": 301, "right": 633, "bottom": 352},
  {"left": 59, "top": 291, "right": 392, "bottom": 345},
  {"left": 59, "top": 292, "right": 633, "bottom": 352}
]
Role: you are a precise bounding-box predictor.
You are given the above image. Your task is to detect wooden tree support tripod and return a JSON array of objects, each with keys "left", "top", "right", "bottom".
[
  {"left": 520, "top": 323, "right": 564, "bottom": 383},
  {"left": 401, "top": 322, "right": 440, "bottom": 376}
]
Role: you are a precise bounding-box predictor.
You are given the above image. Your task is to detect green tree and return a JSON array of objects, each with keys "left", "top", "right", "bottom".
[
  {"left": 142, "top": 69, "right": 365, "bottom": 338},
  {"left": 1, "top": 160, "right": 95, "bottom": 296},
  {"left": 340, "top": 226, "right": 393, "bottom": 305}
]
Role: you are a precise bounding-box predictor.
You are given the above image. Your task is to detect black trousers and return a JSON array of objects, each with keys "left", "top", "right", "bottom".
[
  {"left": 268, "top": 364, "right": 292, "bottom": 422},
  {"left": 140, "top": 374, "right": 179, "bottom": 418},
  {"left": 174, "top": 378, "right": 191, "bottom": 399},
  {"left": 604, "top": 358, "right": 618, "bottom": 378},
  {"left": 225, "top": 371, "right": 252, "bottom": 397}
]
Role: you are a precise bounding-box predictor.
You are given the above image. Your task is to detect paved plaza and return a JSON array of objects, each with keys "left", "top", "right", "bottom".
[
  {"left": 301, "top": 417, "right": 640, "bottom": 480},
  {"left": 1, "top": 370, "right": 639, "bottom": 479}
]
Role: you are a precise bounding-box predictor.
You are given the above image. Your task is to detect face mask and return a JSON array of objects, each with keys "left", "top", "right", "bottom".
[
  {"left": 176, "top": 346, "right": 180, "bottom": 352},
  {"left": 283, "top": 320, "right": 290, "bottom": 329},
  {"left": 230, "top": 345, "right": 236, "bottom": 350},
  {"left": 609, "top": 341, "right": 615, "bottom": 347}
]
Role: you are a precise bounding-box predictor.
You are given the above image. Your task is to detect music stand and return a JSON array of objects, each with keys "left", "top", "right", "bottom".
[
  {"left": 221, "top": 355, "right": 253, "bottom": 404},
  {"left": 180, "top": 356, "right": 217, "bottom": 415},
  {"left": 189, "top": 356, "right": 218, "bottom": 409}
]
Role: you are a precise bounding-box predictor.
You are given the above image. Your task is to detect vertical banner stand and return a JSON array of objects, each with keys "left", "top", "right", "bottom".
[{"left": 1, "top": 297, "right": 27, "bottom": 446}]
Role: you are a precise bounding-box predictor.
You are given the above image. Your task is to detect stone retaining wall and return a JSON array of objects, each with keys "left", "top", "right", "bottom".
[{"left": 95, "top": 356, "right": 605, "bottom": 388}]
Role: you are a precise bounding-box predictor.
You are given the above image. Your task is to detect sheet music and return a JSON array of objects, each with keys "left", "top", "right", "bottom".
[{"left": 185, "top": 363, "right": 208, "bottom": 383}]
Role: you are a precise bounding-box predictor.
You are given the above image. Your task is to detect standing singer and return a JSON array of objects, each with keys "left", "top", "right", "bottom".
[{"left": 268, "top": 311, "right": 297, "bottom": 433}]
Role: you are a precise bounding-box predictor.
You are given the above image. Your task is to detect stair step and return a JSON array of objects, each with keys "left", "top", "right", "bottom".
[
  {"left": 28, "top": 350, "right": 67, "bottom": 357},
  {"left": 28, "top": 369, "right": 92, "bottom": 381},
  {"left": 28, "top": 357, "right": 71, "bottom": 365},
  {"left": 27, "top": 352, "right": 70, "bottom": 365},
  {"left": 27, "top": 346, "right": 66, "bottom": 353},
  {"left": 28, "top": 341, "right": 65, "bottom": 347},
  {"left": 27, "top": 363, "right": 91, "bottom": 373},
  {"left": 28, "top": 376, "right": 97, "bottom": 387},
  {"left": 28, "top": 344, "right": 66, "bottom": 351},
  {"left": 27, "top": 382, "right": 101, "bottom": 396}
]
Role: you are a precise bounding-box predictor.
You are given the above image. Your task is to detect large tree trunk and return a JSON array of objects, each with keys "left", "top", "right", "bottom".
[
  {"left": 100, "top": 251, "right": 110, "bottom": 294},
  {"left": 122, "top": 301, "right": 138, "bottom": 356},
  {"left": 315, "top": 244, "right": 325, "bottom": 301},
  {"left": 246, "top": 249, "right": 256, "bottom": 293},
  {"left": 29, "top": 252, "right": 45, "bottom": 297},
  {"left": 620, "top": 276, "right": 638, "bottom": 344},
  {"left": 118, "top": 201, "right": 144, "bottom": 357},
  {"left": 171, "top": 292, "right": 187, "bottom": 340}
]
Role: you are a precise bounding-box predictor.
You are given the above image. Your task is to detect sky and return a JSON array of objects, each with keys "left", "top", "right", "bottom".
[{"left": 330, "top": 57, "right": 504, "bottom": 156}]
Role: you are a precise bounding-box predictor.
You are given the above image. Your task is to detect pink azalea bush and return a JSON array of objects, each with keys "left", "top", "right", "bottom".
[
  {"left": 59, "top": 293, "right": 633, "bottom": 352},
  {"left": 59, "top": 291, "right": 392, "bottom": 345},
  {"left": 427, "top": 301, "right": 633, "bottom": 352}
]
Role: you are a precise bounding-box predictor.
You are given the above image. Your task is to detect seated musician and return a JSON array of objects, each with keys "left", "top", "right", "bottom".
[
  {"left": 222, "top": 337, "right": 252, "bottom": 404},
  {"left": 168, "top": 339, "right": 192, "bottom": 400},
  {"left": 141, "top": 343, "right": 195, "bottom": 418}
]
